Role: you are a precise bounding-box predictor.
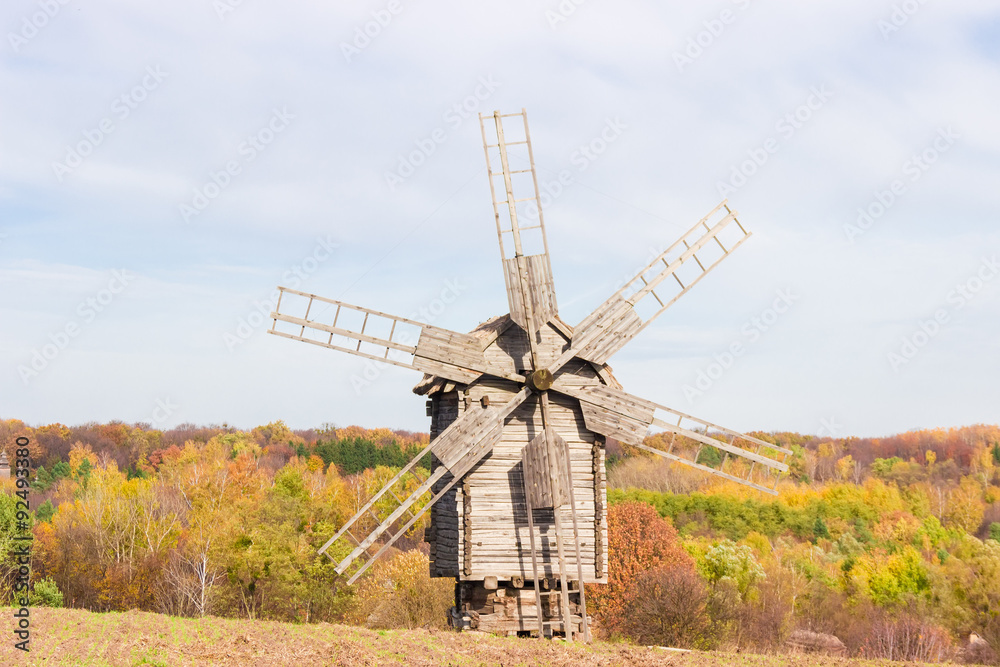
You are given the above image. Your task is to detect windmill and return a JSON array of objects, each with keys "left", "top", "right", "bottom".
[{"left": 267, "top": 109, "right": 791, "bottom": 640}]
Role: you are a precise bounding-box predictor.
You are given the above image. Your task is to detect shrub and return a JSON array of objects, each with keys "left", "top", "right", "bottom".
[
  {"left": 621, "top": 564, "right": 710, "bottom": 648},
  {"left": 30, "top": 577, "right": 64, "bottom": 607},
  {"left": 850, "top": 547, "right": 929, "bottom": 607},
  {"left": 587, "top": 501, "right": 695, "bottom": 639},
  {"left": 735, "top": 563, "right": 795, "bottom": 653},
  {"left": 698, "top": 540, "right": 765, "bottom": 600},
  {"left": 860, "top": 609, "right": 954, "bottom": 662},
  {"left": 354, "top": 549, "right": 452, "bottom": 629}
]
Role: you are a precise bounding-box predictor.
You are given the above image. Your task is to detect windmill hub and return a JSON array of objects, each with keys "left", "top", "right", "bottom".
[{"left": 528, "top": 368, "right": 554, "bottom": 392}]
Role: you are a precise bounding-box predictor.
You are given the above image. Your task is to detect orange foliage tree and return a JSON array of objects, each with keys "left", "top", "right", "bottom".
[{"left": 586, "top": 500, "right": 695, "bottom": 638}]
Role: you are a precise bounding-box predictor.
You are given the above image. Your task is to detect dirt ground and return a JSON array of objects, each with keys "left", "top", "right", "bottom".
[{"left": 0, "top": 607, "right": 939, "bottom": 666}]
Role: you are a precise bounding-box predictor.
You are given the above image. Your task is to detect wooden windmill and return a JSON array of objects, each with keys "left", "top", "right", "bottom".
[{"left": 267, "top": 109, "right": 791, "bottom": 640}]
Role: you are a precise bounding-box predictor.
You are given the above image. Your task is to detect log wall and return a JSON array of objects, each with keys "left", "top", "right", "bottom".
[{"left": 426, "top": 321, "right": 609, "bottom": 584}]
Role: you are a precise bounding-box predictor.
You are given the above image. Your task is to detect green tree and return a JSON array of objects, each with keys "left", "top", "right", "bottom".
[
  {"left": 74, "top": 458, "right": 92, "bottom": 487},
  {"left": 0, "top": 492, "right": 31, "bottom": 603},
  {"left": 218, "top": 466, "right": 353, "bottom": 623},
  {"left": 871, "top": 457, "right": 903, "bottom": 478},
  {"left": 851, "top": 547, "right": 929, "bottom": 606},
  {"left": 813, "top": 516, "right": 830, "bottom": 541},
  {"left": 126, "top": 464, "right": 148, "bottom": 480},
  {"left": 36, "top": 499, "right": 55, "bottom": 523},
  {"left": 50, "top": 460, "right": 71, "bottom": 483},
  {"left": 698, "top": 540, "right": 765, "bottom": 601},
  {"left": 29, "top": 577, "right": 64, "bottom": 607},
  {"left": 696, "top": 446, "right": 723, "bottom": 469},
  {"left": 32, "top": 466, "right": 53, "bottom": 491}
]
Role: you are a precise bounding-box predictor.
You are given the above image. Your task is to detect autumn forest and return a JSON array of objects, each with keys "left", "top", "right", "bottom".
[{"left": 1, "top": 418, "right": 999, "bottom": 663}]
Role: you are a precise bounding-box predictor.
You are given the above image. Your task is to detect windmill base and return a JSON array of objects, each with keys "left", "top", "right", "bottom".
[{"left": 449, "top": 579, "right": 587, "bottom": 638}]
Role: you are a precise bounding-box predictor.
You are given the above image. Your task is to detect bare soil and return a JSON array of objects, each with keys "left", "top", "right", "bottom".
[{"left": 0, "top": 607, "right": 939, "bottom": 666}]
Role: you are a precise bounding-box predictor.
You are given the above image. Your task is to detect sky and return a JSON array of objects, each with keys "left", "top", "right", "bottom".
[{"left": 1, "top": 0, "right": 998, "bottom": 438}]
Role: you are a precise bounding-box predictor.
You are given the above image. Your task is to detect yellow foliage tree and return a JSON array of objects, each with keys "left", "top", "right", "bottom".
[
  {"left": 836, "top": 455, "right": 855, "bottom": 482},
  {"left": 353, "top": 549, "right": 454, "bottom": 629},
  {"left": 68, "top": 442, "right": 99, "bottom": 474},
  {"left": 945, "top": 477, "right": 985, "bottom": 534},
  {"left": 252, "top": 420, "right": 304, "bottom": 449},
  {"left": 43, "top": 460, "right": 181, "bottom": 611}
]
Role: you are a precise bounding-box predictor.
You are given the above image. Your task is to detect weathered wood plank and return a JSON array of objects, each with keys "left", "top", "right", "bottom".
[
  {"left": 416, "top": 305, "right": 612, "bottom": 583},
  {"left": 579, "top": 400, "right": 648, "bottom": 446},
  {"left": 570, "top": 295, "right": 643, "bottom": 365},
  {"left": 415, "top": 327, "right": 488, "bottom": 370},
  {"left": 431, "top": 404, "right": 503, "bottom": 473},
  {"left": 504, "top": 255, "right": 558, "bottom": 334}
]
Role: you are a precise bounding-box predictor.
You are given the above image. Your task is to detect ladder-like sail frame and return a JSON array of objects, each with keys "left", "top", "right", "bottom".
[{"left": 479, "top": 109, "right": 558, "bottom": 336}]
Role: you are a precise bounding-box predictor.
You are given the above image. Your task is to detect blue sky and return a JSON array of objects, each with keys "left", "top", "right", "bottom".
[{"left": 1, "top": 0, "right": 998, "bottom": 437}]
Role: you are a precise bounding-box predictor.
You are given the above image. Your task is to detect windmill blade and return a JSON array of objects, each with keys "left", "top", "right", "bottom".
[
  {"left": 570, "top": 201, "right": 751, "bottom": 365},
  {"left": 319, "top": 387, "right": 531, "bottom": 585},
  {"left": 268, "top": 286, "right": 494, "bottom": 385},
  {"left": 553, "top": 383, "right": 791, "bottom": 495},
  {"left": 479, "top": 109, "right": 557, "bottom": 335}
]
